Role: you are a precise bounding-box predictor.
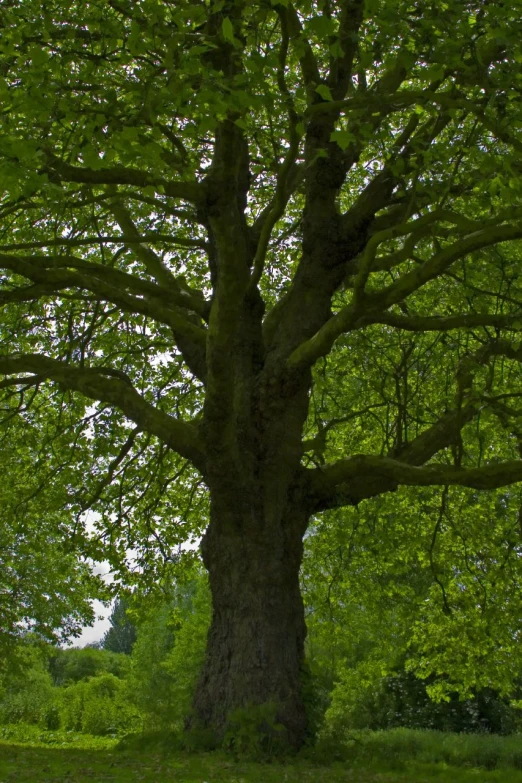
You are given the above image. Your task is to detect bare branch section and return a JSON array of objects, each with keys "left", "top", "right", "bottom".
[
  {"left": 327, "top": 0, "right": 365, "bottom": 98},
  {"left": 359, "top": 312, "right": 522, "bottom": 333},
  {"left": 0, "top": 234, "right": 208, "bottom": 252},
  {"left": 0, "top": 354, "right": 205, "bottom": 470},
  {"left": 275, "top": 2, "right": 320, "bottom": 95}
]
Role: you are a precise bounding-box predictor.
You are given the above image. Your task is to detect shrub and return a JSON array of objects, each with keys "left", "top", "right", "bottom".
[
  {"left": 61, "top": 673, "right": 141, "bottom": 736},
  {"left": 320, "top": 658, "right": 522, "bottom": 739},
  {"left": 223, "top": 702, "right": 288, "bottom": 759},
  {"left": 312, "top": 727, "right": 522, "bottom": 771},
  {"left": 0, "top": 655, "right": 58, "bottom": 727},
  {"left": 48, "top": 646, "right": 130, "bottom": 686}
]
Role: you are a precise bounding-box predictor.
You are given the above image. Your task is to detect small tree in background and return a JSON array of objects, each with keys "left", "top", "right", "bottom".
[{"left": 102, "top": 596, "right": 137, "bottom": 656}]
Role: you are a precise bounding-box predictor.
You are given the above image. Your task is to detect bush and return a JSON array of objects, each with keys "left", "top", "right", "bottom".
[
  {"left": 223, "top": 702, "right": 289, "bottom": 759},
  {"left": 321, "top": 658, "right": 522, "bottom": 738},
  {"left": 61, "top": 673, "right": 141, "bottom": 736},
  {"left": 48, "top": 646, "right": 130, "bottom": 686},
  {"left": 0, "top": 654, "right": 58, "bottom": 727},
  {"left": 0, "top": 722, "right": 117, "bottom": 749},
  {"left": 312, "top": 727, "right": 522, "bottom": 771}
]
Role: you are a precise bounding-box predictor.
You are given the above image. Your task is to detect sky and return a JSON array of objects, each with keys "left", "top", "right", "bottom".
[
  {"left": 70, "top": 551, "right": 113, "bottom": 648},
  {"left": 75, "top": 599, "right": 112, "bottom": 647}
]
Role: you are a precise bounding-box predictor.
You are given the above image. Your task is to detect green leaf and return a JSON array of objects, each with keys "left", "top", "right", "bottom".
[
  {"left": 221, "top": 17, "right": 234, "bottom": 43},
  {"left": 330, "top": 129, "right": 354, "bottom": 151},
  {"left": 329, "top": 39, "right": 345, "bottom": 59},
  {"left": 315, "top": 84, "right": 333, "bottom": 102}
]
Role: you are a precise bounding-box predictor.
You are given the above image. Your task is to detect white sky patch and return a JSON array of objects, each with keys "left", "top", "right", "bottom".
[{"left": 75, "top": 599, "right": 112, "bottom": 647}]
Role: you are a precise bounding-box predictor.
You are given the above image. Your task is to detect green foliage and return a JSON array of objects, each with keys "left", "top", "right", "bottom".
[
  {"left": 320, "top": 663, "right": 522, "bottom": 740},
  {"left": 303, "top": 485, "right": 522, "bottom": 719},
  {"left": 129, "top": 574, "right": 210, "bottom": 729},
  {"left": 160, "top": 576, "right": 211, "bottom": 725},
  {"left": 0, "top": 650, "right": 57, "bottom": 728},
  {"left": 223, "top": 702, "right": 288, "bottom": 760},
  {"left": 5, "top": 731, "right": 522, "bottom": 782},
  {"left": 0, "top": 415, "right": 110, "bottom": 663},
  {"left": 0, "top": 723, "right": 117, "bottom": 749},
  {"left": 2, "top": 0, "right": 522, "bottom": 741},
  {"left": 60, "top": 673, "right": 141, "bottom": 736},
  {"left": 48, "top": 646, "right": 130, "bottom": 686},
  {"left": 128, "top": 604, "right": 177, "bottom": 728},
  {"left": 312, "top": 728, "right": 522, "bottom": 773}
]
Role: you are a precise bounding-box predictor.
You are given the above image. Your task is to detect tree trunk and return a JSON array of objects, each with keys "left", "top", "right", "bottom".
[{"left": 191, "top": 495, "right": 309, "bottom": 749}]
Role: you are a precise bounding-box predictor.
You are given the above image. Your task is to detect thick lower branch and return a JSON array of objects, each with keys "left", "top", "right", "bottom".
[{"left": 308, "top": 455, "right": 522, "bottom": 511}]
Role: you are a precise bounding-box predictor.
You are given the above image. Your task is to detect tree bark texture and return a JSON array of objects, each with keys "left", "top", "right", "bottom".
[{"left": 192, "top": 492, "right": 310, "bottom": 748}]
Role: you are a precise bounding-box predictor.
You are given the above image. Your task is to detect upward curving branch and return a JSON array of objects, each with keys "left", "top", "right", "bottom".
[
  {"left": 286, "top": 219, "right": 522, "bottom": 373},
  {"left": 0, "top": 252, "right": 205, "bottom": 334}
]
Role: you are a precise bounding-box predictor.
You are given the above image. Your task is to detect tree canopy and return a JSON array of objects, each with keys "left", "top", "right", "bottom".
[
  {"left": 1, "top": 0, "right": 522, "bottom": 747},
  {"left": 0, "top": 411, "right": 109, "bottom": 664}
]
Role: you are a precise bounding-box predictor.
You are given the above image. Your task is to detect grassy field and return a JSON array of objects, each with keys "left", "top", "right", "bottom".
[{"left": 2, "top": 727, "right": 522, "bottom": 782}]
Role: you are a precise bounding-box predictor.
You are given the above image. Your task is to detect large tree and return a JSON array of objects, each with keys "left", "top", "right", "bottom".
[{"left": 1, "top": 0, "right": 522, "bottom": 746}]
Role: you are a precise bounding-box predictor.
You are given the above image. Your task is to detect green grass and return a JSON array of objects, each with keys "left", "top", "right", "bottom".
[
  {"left": 312, "top": 727, "right": 522, "bottom": 771},
  {"left": 2, "top": 727, "right": 522, "bottom": 782}
]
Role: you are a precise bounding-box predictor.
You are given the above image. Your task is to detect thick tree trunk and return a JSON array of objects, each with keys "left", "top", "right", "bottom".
[{"left": 191, "top": 496, "right": 309, "bottom": 749}]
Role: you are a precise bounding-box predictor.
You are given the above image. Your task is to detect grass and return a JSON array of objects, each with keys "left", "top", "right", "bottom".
[
  {"left": 2, "top": 726, "right": 522, "bottom": 782},
  {"left": 313, "top": 727, "right": 522, "bottom": 770}
]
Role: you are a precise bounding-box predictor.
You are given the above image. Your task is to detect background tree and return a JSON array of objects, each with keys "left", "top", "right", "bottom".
[
  {"left": 128, "top": 572, "right": 210, "bottom": 730},
  {"left": 102, "top": 596, "right": 137, "bottom": 655},
  {"left": 1, "top": 0, "right": 522, "bottom": 747}
]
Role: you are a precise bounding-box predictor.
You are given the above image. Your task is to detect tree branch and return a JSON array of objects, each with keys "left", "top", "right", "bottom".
[
  {"left": 106, "top": 199, "right": 209, "bottom": 310},
  {"left": 326, "top": 0, "right": 365, "bottom": 99},
  {"left": 308, "top": 454, "right": 522, "bottom": 512},
  {"left": 287, "top": 221, "right": 522, "bottom": 373},
  {"left": 358, "top": 311, "right": 522, "bottom": 333},
  {"left": 0, "top": 234, "right": 208, "bottom": 252},
  {"left": 0, "top": 254, "right": 208, "bottom": 364},
  {"left": 374, "top": 223, "right": 522, "bottom": 309},
  {"left": 274, "top": 3, "right": 320, "bottom": 95},
  {"left": 0, "top": 252, "right": 209, "bottom": 319},
  {"left": 43, "top": 151, "right": 202, "bottom": 204},
  {"left": 0, "top": 354, "right": 205, "bottom": 470}
]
